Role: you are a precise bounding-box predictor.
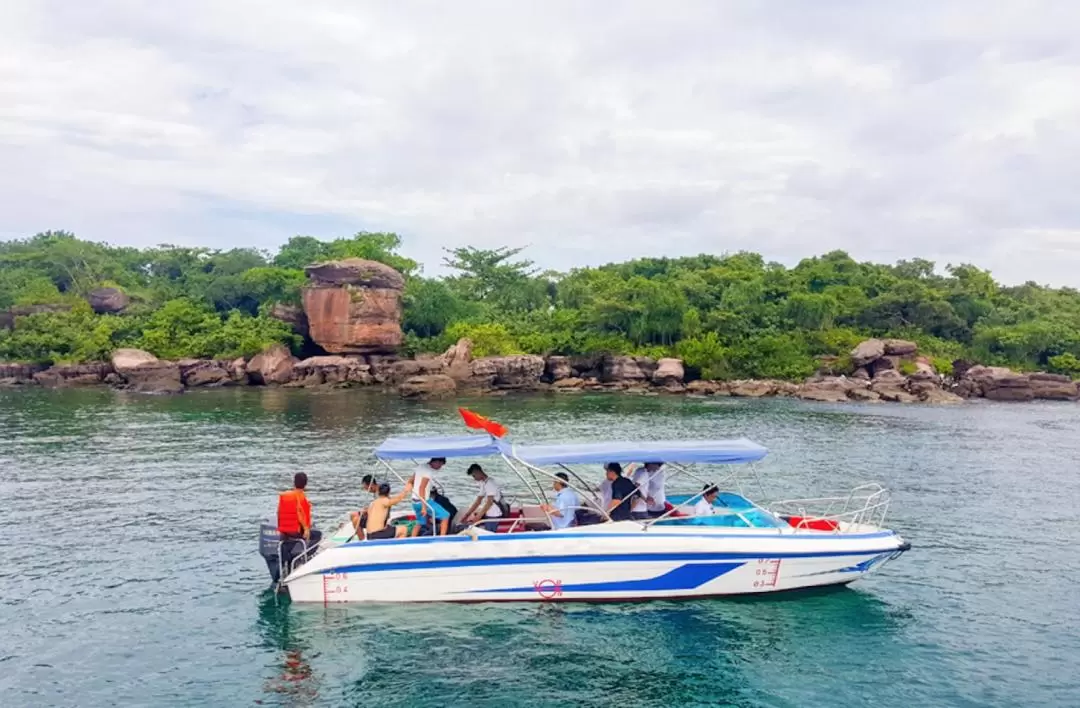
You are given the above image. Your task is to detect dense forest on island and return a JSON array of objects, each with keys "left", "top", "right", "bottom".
[{"left": 3, "top": 230, "right": 1080, "bottom": 380}]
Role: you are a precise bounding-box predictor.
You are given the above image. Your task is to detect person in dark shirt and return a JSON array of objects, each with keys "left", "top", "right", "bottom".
[{"left": 605, "top": 462, "right": 638, "bottom": 522}]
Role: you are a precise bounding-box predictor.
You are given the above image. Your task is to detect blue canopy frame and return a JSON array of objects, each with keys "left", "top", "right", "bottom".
[
  {"left": 373, "top": 435, "right": 501, "bottom": 460},
  {"left": 498, "top": 438, "right": 767, "bottom": 466}
]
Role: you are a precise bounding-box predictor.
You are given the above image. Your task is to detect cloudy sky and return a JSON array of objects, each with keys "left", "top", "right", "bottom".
[{"left": 2, "top": 1, "right": 1079, "bottom": 283}]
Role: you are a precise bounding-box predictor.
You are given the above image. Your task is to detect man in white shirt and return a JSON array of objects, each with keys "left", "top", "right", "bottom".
[
  {"left": 462, "top": 464, "right": 504, "bottom": 531},
  {"left": 541, "top": 472, "right": 580, "bottom": 530},
  {"left": 693, "top": 484, "right": 720, "bottom": 517},
  {"left": 630, "top": 464, "right": 651, "bottom": 521},
  {"left": 642, "top": 462, "right": 667, "bottom": 517},
  {"left": 412, "top": 457, "right": 451, "bottom": 536}
]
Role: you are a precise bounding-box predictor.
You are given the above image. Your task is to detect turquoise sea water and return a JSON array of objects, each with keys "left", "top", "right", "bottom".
[{"left": 1, "top": 388, "right": 1078, "bottom": 707}]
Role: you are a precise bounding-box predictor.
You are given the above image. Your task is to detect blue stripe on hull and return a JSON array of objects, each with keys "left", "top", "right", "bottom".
[
  {"left": 475, "top": 562, "right": 746, "bottom": 594},
  {"left": 318, "top": 548, "right": 902, "bottom": 576}
]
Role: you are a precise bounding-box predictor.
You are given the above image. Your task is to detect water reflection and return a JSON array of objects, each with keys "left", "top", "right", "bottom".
[
  {"left": 253, "top": 587, "right": 904, "bottom": 708},
  {"left": 256, "top": 592, "right": 320, "bottom": 705}
]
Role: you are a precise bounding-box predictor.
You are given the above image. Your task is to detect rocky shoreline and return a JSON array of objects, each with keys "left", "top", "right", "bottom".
[
  {"left": 1, "top": 336, "right": 1077, "bottom": 404},
  {"left": 2, "top": 258, "right": 1077, "bottom": 404}
]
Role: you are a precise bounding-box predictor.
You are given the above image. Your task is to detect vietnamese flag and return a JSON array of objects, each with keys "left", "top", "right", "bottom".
[{"left": 458, "top": 407, "right": 508, "bottom": 438}]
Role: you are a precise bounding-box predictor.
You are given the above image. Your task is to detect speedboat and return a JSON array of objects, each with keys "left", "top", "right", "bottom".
[{"left": 270, "top": 424, "right": 910, "bottom": 603}]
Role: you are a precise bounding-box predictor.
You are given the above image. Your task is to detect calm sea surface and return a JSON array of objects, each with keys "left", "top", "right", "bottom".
[{"left": 1, "top": 388, "right": 1078, "bottom": 707}]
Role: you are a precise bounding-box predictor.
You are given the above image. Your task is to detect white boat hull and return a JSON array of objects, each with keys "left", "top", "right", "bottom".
[{"left": 283, "top": 522, "right": 909, "bottom": 603}]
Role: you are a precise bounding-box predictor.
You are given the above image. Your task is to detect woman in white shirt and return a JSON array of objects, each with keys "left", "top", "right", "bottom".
[{"left": 693, "top": 484, "right": 720, "bottom": 517}]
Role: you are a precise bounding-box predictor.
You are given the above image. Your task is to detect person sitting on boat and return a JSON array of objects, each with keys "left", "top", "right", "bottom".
[
  {"left": 461, "top": 464, "right": 505, "bottom": 531},
  {"left": 629, "top": 464, "right": 652, "bottom": 521},
  {"left": 605, "top": 462, "right": 638, "bottom": 522},
  {"left": 694, "top": 484, "right": 720, "bottom": 516},
  {"left": 412, "top": 457, "right": 451, "bottom": 536},
  {"left": 360, "top": 474, "right": 379, "bottom": 497},
  {"left": 356, "top": 480, "right": 415, "bottom": 540},
  {"left": 277, "top": 472, "right": 321, "bottom": 571},
  {"left": 642, "top": 462, "right": 667, "bottom": 517},
  {"left": 541, "top": 472, "right": 580, "bottom": 530}
]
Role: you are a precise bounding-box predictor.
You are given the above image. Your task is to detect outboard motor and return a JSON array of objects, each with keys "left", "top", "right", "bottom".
[{"left": 259, "top": 521, "right": 282, "bottom": 585}]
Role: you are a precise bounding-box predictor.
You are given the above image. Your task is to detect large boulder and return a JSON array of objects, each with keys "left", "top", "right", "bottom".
[
  {"left": 905, "top": 370, "right": 941, "bottom": 396},
  {"left": 247, "top": 344, "right": 298, "bottom": 385},
  {"left": 289, "top": 355, "right": 372, "bottom": 387},
  {"left": 269, "top": 303, "right": 309, "bottom": 337},
  {"left": 964, "top": 365, "right": 1034, "bottom": 402},
  {"left": 87, "top": 287, "right": 130, "bottom": 314},
  {"left": 601, "top": 355, "right": 648, "bottom": 383},
  {"left": 883, "top": 339, "right": 918, "bottom": 356},
  {"left": 470, "top": 355, "right": 545, "bottom": 390},
  {"left": 111, "top": 348, "right": 183, "bottom": 394},
  {"left": 33, "top": 363, "right": 113, "bottom": 387},
  {"left": 440, "top": 338, "right": 473, "bottom": 381},
  {"left": 301, "top": 259, "right": 405, "bottom": 354},
  {"left": 1029, "top": 372, "right": 1079, "bottom": 401},
  {"left": 652, "top": 359, "right": 685, "bottom": 386},
  {"left": 178, "top": 359, "right": 233, "bottom": 388},
  {"left": 399, "top": 374, "right": 456, "bottom": 399},
  {"left": 544, "top": 356, "right": 573, "bottom": 382},
  {"left": 851, "top": 339, "right": 886, "bottom": 367}
]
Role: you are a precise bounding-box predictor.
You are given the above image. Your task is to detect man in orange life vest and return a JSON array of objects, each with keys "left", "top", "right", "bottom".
[{"left": 277, "top": 473, "right": 322, "bottom": 570}]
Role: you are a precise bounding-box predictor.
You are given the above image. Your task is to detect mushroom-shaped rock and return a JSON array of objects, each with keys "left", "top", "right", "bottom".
[
  {"left": 301, "top": 258, "right": 405, "bottom": 354},
  {"left": 851, "top": 339, "right": 886, "bottom": 367}
]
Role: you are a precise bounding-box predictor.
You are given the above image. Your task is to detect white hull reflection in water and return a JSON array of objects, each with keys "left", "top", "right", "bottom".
[{"left": 279, "top": 427, "right": 910, "bottom": 603}]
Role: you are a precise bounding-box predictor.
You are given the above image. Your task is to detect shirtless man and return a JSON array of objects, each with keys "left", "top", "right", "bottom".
[{"left": 355, "top": 479, "right": 415, "bottom": 540}]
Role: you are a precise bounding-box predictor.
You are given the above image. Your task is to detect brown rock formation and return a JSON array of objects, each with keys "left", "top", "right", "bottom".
[
  {"left": 552, "top": 377, "right": 585, "bottom": 389},
  {"left": 1029, "top": 372, "right": 1079, "bottom": 401},
  {"left": 601, "top": 355, "right": 648, "bottom": 383},
  {"left": 33, "top": 363, "right": 114, "bottom": 387},
  {"left": 302, "top": 259, "right": 404, "bottom": 354},
  {"left": 0, "top": 362, "right": 47, "bottom": 385},
  {"left": 440, "top": 338, "right": 473, "bottom": 381},
  {"left": 87, "top": 287, "right": 130, "bottom": 314},
  {"left": 111, "top": 348, "right": 183, "bottom": 394},
  {"left": 470, "top": 356, "right": 545, "bottom": 390},
  {"left": 247, "top": 344, "right": 298, "bottom": 385},
  {"left": 729, "top": 380, "right": 777, "bottom": 398},
  {"left": 178, "top": 359, "right": 233, "bottom": 387},
  {"left": 652, "top": 358, "right": 685, "bottom": 386},
  {"left": 289, "top": 356, "right": 372, "bottom": 387},
  {"left": 883, "top": 339, "right": 918, "bottom": 356},
  {"left": 399, "top": 374, "right": 457, "bottom": 399},
  {"left": 851, "top": 339, "right": 886, "bottom": 367},
  {"left": 686, "top": 380, "right": 728, "bottom": 396},
  {"left": 544, "top": 356, "right": 573, "bottom": 382},
  {"left": 964, "top": 365, "right": 1034, "bottom": 402},
  {"left": 269, "top": 303, "right": 309, "bottom": 338}
]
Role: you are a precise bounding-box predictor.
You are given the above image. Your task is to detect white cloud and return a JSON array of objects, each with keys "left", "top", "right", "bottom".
[{"left": 2, "top": 0, "right": 1079, "bottom": 283}]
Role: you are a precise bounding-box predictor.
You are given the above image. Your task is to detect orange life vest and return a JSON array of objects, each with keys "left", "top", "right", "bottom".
[{"left": 277, "top": 489, "right": 311, "bottom": 535}]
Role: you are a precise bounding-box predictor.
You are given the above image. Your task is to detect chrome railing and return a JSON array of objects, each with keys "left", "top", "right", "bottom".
[{"left": 766, "top": 484, "right": 891, "bottom": 532}]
